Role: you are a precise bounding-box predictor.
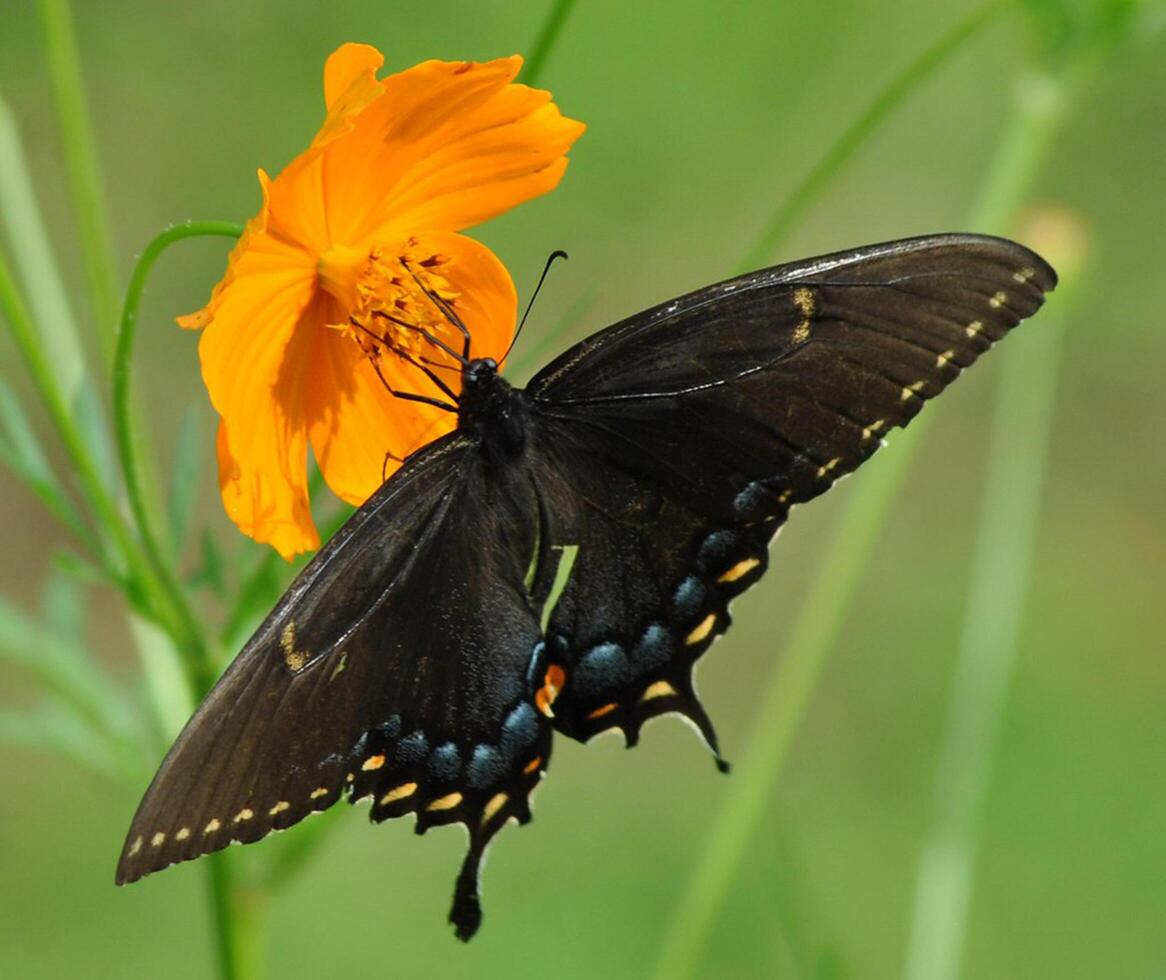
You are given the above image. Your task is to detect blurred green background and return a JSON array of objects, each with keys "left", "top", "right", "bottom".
[{"left": 1, "top": 1, "right": 1164, "bottom": 977}]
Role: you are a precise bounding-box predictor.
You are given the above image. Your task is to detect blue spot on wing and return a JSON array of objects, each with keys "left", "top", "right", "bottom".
[
  {"left": 573, "top": 642, "right": 630, "bottom": 698},
  {"left": 467, "top": 745, "right": 506, "bottom": 790},
  {"left": 428, "top": 743, "right": 461, "bottom": 781}
]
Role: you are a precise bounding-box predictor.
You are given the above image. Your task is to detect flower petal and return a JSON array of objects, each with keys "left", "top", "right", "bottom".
[
  {"left": 317, "top": 56, "right": 585, "bottom": 244},
  {"left": 179, "top": 170, "right": 281, "bottom": 330},
  {"left": 323, "top": 43, "right": 384, "bottom": 111},
  {"left": 198, "top": 246, "right": 320, "bottom": 558},
  {"left": 306, "top": 231, "right": 517, "bottom": 506}
]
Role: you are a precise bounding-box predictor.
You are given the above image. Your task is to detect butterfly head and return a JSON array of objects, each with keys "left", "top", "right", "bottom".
[{"left": 459, "top": 357, "right": 528, "bottom": 462}]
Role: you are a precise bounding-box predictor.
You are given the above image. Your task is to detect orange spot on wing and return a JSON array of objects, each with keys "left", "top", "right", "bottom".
[{"left": 535, "top": 664, "right": 567, "bottom": 717}]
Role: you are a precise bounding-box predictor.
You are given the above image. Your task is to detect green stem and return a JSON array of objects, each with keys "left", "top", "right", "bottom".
[
  {"left": 114, "top": 220, "right": 242, "bottom": 691},
  {"left": 36, "top": 0, "right": 122, "bottom": 361},
  {"left": 207, "top": 851, "right": 264, "bottom": 980},
  {"left": 903, "top": 71, "right": 1073, "bottom": 980},
  {"left": 522, "top": 0, "right": 578, "bottom": 86},
  {"left": 651, "top": 27, "right": 1065, "bottom": 980},
  {"left": 736, "top": 2, "right": 1002, "bottom": 272}
]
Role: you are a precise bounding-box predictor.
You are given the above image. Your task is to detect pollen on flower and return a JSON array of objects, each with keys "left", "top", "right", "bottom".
[{"left": 321, "top": 238, "right": 464, "bottom": 375}]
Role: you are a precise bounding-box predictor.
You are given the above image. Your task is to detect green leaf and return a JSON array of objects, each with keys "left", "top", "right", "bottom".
[
  {"left": 1018, "top": 0, "right": 1157, "bottom": 61},
  {"left": 0, "top": 376, "right": 92, "bottom": 545},
  {"left": 40, "top": 562, "right": 85, "bottom": 646},
  {"left": 0, "top": 92, "right": 86, "bottom": 408},
  {"left": 52, "top": 548, "right": 117, "bottom": 588},
  {"left": 168, "top": 405, "right": 202, "bottom": 558},
  {"left": 126, "top": 612, "right": 196, "bottom": 744},
  {"left": 0, "top": 703, "right": 120, "bottom": 780},
  {"left": 188, "top": 528, "right": 227, "bottom": 598},
  {"left": 0, "top": 592, "right": 132, "bottom": 745},
  {"left": 37, "top": 0, "right": 122, "bottom": 360}
]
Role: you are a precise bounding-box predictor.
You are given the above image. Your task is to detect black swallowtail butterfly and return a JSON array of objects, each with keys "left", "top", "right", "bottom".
[{"left": 117, "top": 234, "right": 1055, "bottom": 939}]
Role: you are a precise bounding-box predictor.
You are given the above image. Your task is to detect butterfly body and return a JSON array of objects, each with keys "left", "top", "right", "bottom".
[
  {"left": 457, "top": 357, "right": 530, "bottom": 463},
  {"left": 117, "top": 234, "right": 1056, "bottom": 940}
]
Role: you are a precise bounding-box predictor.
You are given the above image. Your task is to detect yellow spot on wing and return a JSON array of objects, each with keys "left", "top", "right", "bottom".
[
  {"left": 151, "top": 832, "right": 166, "bottom": 847},
  {"left": 718, "top": 558, "right": 760, "bottom": 583},
  {"left": 175, "top": 827, "right": 191, "bottom": 841},
  {"left": 426, "top": 792, "right": 463, "bottom": 812},
  {"left": 686, "top": 613, "right": 717, "bottom": 646},
  {"left": 966, "top": 320, "right": 984, "bottom": 338},
  {"left": 379, "top": 782, "right": 417, "bottom": 806},
  {"left": 269, "top": 801, "right": 290, "bottom": 816},
  {"left": 127, "top": 836, "right": 143, "bottom": 857},
  {"left": 900, "top": 380, "right": 926, "bottom": 401},
  {"left": 640, "top": 680, "right": 678, "bottom": 703},
  {"left": 989, "top": 290, "right": 1007, "bottom": 309},
  {"left": 310, "top": 787, "right": 329, "bottom": 800},
  {"left": 1014, "top": 266, "right": 1035, "bottom": 283},
  {"left": 280, "top": 622, "right": 308, "bottom": 672},
  {"left": 361, "top": 754, "right": 385, "bottom": 771},
  {"left": 234, "top": 808, "right": 254, "bottom": 823},
  {"left": 936, "top": 349, "right": 955, "bottom": 368},
  {"left": 862, "top": 418, "right": 886, "bottom": 441},
  {"left": 204, "top": 818, "right": 221, "bottom": 834},
  {"left": 482, "top": 793, "right": 509, "bottom": 826},
  {"left": 791, "top": 287, "right": 815, "bottom": 343},
  {"left": 816, "top": 457, "right": 841, "bottom": 479}
]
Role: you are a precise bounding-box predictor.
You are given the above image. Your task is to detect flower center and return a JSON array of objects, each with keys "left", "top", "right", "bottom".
[{"left": 317, "top": 238, "right": 462, "bottom": 372}]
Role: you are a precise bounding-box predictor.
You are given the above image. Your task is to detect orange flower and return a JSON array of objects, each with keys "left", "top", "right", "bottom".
[{"left": 181, "top": 43, "right": 584, "bottom": 559}]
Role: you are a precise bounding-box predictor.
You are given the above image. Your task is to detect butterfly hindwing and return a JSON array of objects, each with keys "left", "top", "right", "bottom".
[{"left": 525, "top": 235, "right": 1055, "bottom": 751}]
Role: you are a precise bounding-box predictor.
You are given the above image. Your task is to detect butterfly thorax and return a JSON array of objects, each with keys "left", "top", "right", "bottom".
[{"left": 458, "top": 357, "right": 529, "bottom": 464}]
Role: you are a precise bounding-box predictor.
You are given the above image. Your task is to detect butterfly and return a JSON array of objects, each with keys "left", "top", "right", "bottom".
[{"left": 116, "top": 234, "right": 1055, "bottom": 940}]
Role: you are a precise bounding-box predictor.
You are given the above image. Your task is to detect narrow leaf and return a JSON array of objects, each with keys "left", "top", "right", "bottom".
[
  {"left": 168, "top": 405, "right": 202, "bottom": 558},
  {"left": 0, "top": 593, "right": 131, "bottom": 743},
  {"left": 0, "top": 376, "right": 92, "bottom": 544},
  {"left": 0, "top": 703, "right": 120, "bottom": 779}
]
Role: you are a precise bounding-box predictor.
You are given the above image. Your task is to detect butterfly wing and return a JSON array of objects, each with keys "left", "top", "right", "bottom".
[
  {"left": 524, "top": 234, "right": 1055, "bottom": 750},
  {"left": 117, "top": 432, "right": 554, "bottom": 939}
]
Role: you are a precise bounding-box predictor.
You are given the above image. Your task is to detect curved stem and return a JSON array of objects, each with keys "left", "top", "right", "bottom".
[
  {"left": 736, "top": 2, "right": 1002, "bottom": 272},
  {"left": 522, "top": 0, "right": 578, "bottom": 87},
  {"left": 114, "top": 220, "right": 242, "bottom": 691}
]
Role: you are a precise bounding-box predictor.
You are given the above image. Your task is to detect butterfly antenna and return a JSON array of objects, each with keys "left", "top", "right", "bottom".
[{"left": 503, "top": 250, "right": 568, "bottom": 364}]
